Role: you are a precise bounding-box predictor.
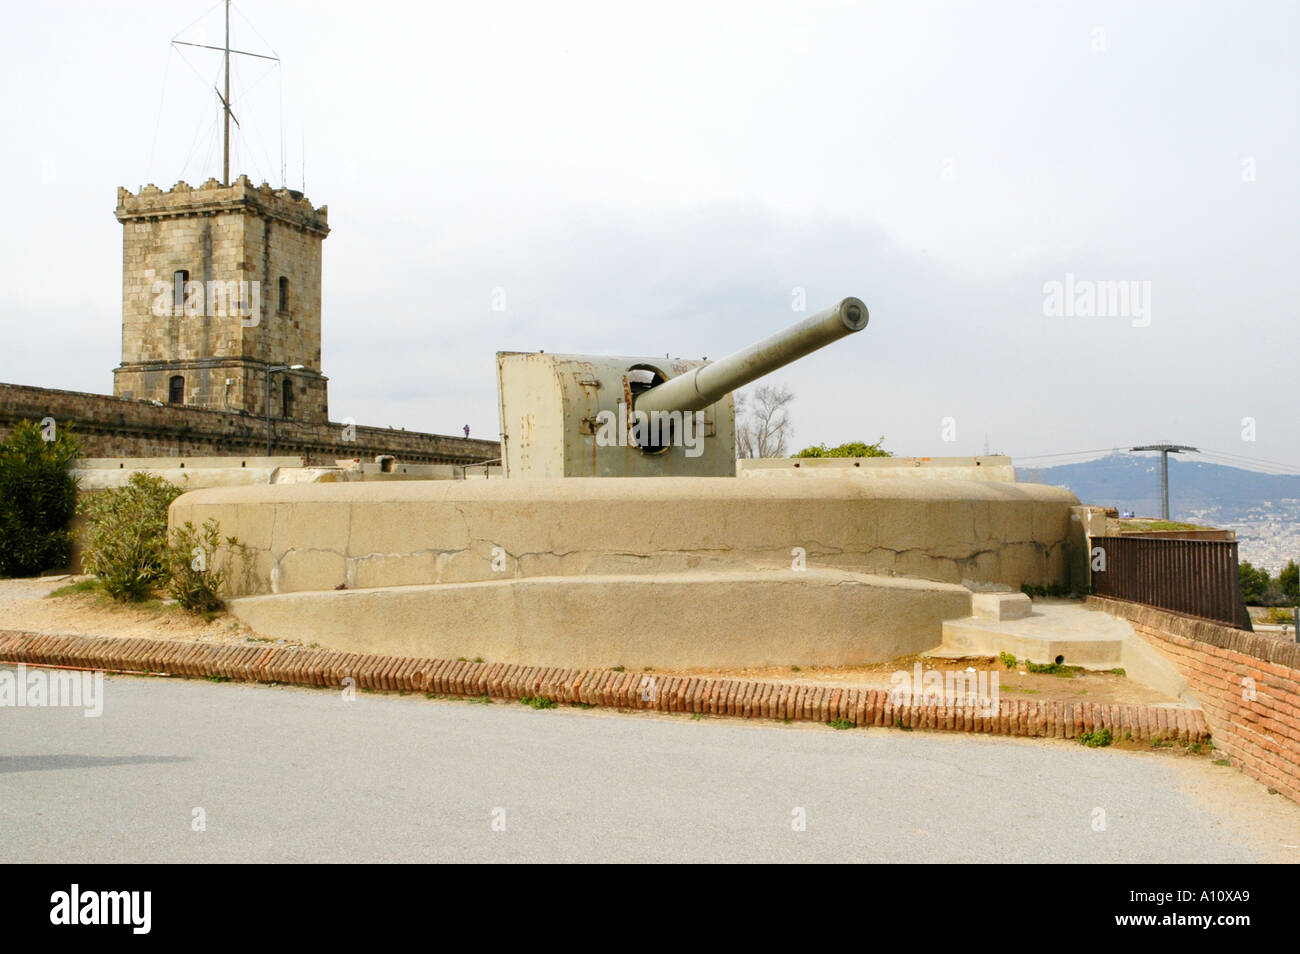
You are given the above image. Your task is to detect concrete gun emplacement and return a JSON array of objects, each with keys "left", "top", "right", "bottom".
[{"left": 495, "top": 297, "right": 869, "bottom": 478}]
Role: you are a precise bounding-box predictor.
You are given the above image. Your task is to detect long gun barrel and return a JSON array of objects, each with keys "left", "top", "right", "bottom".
[{"left": 634, "top": 297, "right": 868, "bottom": 417}]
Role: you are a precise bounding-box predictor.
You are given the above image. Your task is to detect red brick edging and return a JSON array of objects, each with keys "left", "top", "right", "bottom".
[
  {"left": 1090, "top": 597, "right": 1300, "bottom": 801},
  {"left": 0, "top": 630, "right": 1208, "bottom": 743}
]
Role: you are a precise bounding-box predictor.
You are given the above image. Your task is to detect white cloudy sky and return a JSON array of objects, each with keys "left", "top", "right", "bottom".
[{"left": 1, "top": 0, "right": 1296, "bottom": 469}]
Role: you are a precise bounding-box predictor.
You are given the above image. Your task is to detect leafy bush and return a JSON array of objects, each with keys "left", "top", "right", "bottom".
[
  {"left": 1023, "top": 659, "right": 1079, "bottom": 677},
  {"left": 999, "top": 651, "right": 1017, "bottom": 669},
  {"left": 1079, "top": 728, "right": 1112, "bottom": 748},
  {"left": 165, "top": 518, "right": 245, "bottom": 613},
  {"left": 78, "top": 472, "right": 182, "bottom": 601},
  {"left": 794, "top": 438, "right": 891, "bottom": 458},
  {"left": 0, "top": 420, "right": 80, "bottom": 577}
]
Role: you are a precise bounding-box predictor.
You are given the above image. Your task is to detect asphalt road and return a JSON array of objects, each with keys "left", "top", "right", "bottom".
[{"left": 3, "top": 668, "right": 1297, "bottom": 863}]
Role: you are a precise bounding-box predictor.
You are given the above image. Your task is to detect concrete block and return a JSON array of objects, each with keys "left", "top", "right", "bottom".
[{"left": 972, "top": 592, "right": 1033, "bottom": 621}]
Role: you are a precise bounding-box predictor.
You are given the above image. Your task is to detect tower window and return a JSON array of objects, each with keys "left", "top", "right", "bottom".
[
  {"left": 278, "top": 276, "right": 289, "bottom": 312},
  {"left": 282, "top": 378, "right": 294, "bottom": 419},
  {"left": 168, "top": 375, "right": 185, "bottom": 405},
  {"left": 173, "top": 270, "right": 189, "bottom": 314}
]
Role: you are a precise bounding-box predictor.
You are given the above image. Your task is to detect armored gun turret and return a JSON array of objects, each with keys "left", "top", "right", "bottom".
[{"left": 495, "top": 297, "right": 868, "bottom": 477}]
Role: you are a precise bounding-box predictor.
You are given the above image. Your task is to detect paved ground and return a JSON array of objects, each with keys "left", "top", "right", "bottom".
[{"left": 3, "top": 668, "right": 1297, "bottom": 863}]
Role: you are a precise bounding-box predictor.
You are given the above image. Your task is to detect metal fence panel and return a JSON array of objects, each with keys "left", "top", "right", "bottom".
[{"left": 1091, "top": 536, "right": 1253, "bottom": 630}]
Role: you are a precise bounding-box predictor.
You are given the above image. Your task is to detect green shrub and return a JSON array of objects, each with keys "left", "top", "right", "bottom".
[
  {"left": 0, "top": 420, "right": 80, "bottom": 577},
  {"left": 78, "top": 472, "right": 182, "bottom": 601},
  {"left": 999, "top": 651, "right": 1017, "bottom": 669},
  {"left": 794, "top": 439, "right": 891, "bottom": 458},
  {"left": 165, "top": 518, "right": 245, "bottom": 613},
  {"left": 1023, "top": 659, "right": 1079, "bottom": 677},
  {"left": 1079, "top": 728, "right": 1112, "bottom": 748}
]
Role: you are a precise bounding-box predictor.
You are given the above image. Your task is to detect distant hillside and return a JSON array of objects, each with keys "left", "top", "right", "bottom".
[{"left": 1019, "top": 454, "right": 1300, "bottom": 521}]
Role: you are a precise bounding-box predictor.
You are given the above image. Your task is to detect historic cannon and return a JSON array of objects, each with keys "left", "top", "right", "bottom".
[{"left": 495, "top": 297, "right": 869, "bottom": 477}]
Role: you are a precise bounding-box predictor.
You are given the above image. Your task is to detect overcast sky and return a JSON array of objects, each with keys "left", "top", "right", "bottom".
[{"left": 2, "top": 0, "right": 1296, "bottom": 469}]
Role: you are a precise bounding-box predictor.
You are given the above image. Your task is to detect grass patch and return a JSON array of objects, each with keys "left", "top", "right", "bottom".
[
  {"left": 611, "top": 665, "right": 625, "bottom": 673},
  {"left": 690, "top": 712, "right": 704, "bottom": 721},
  {"left": 1213, "top": 758, "right": 1231, "bottom": 766},
  {"left": 790, "top": 665, "right": 801, "bottom": 672},
  {"left": 467, "top": 694, "right": 492, "bottom": 704},
  {"left": 1079, "top": 728, "right": 1112, "bottom": 748},
  {"left": 1108, "top": 668, "right": 1127, "bottom": 677},
  {"left": 520, "top": 695, "right": 557, "bottom": 710},
  {"left": 827, "top": 717, "right": 855, "bottom": 730},
  {"left": 1001, "top": 685, "right": 1040, "bottom": 694},
  {"left": 204, "top": 675, "right": 229, "bottom": 683},
  {"left": 1023, "top": 659, "right": 1082, "bottom": 677},
  {"left": 46, "top": 578, "right": 100, "bottom": 598},
  {"left": 1119, "top": 519, "right": 1208, "bottom": 533},
  {"left": 569, "top": 701, "right": 595, "bottom": 710}
]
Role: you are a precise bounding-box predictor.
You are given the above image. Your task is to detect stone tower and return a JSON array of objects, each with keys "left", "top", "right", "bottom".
[{"left": 113, "top": 176, "right": 330, "bottom": 424}]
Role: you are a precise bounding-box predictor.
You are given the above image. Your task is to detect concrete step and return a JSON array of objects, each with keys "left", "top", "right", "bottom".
[
  {"left": 933, "top": 600, "right": 1134, "bottom": 668},
  {"left": 226, "top": 568, "right": 973, "bottom": 670},
  {"left": 928, "top": 599, "right": 1196, "bottom": 703}
]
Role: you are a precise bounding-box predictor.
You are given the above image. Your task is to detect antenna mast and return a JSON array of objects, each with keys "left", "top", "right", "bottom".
[
  {"left": 223, "top": 0, "right": 231, "bottom": 184},
  {"left": 172, "top": 1, "right": 280, "bottom": 186}
]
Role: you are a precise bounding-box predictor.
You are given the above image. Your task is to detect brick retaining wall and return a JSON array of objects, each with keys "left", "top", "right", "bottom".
[
  {"left": 0, "top": 381, "right": 499, "bottom": 466},
  {"left": 0, "top": 630, "right": 1208, "bottom": 743},
  {"left": 1090, "top": 596, "right": 1300, "bottom": 801}
]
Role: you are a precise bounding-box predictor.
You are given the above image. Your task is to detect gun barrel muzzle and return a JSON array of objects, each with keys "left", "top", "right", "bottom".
[{"left": 635, "top": 297, "right": 868, "bottom": 417}]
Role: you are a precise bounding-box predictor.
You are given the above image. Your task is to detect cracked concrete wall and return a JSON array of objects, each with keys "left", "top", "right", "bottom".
[{"left": 170, "top": 476, "right": 1079, "bottom": 597}]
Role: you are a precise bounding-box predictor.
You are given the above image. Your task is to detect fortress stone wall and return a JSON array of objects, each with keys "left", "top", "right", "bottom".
[{"left": 0, "top": 382, "right": 499, "bottom": 466}]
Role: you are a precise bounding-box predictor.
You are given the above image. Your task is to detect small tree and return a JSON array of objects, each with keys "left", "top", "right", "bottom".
[
  {"left": 1239, "top": 561, "right": 1270, "bottom": 605},
  {"left": 79, "top": 472, "right": 183, "bottom": 601},
  {"left": 166, "top": 518, "right": 244, "bottom": 614},
  {"left": 0, "top": 420, "right": 80, "bottom": 577},
  {"left": 736, "top": 384, "right": 794, "bottom": 458},
  {"left": 1281, "top": 560, "right": 1299, "bottom": 603},
  {"left": 794, "top": 438, "right": 892, "bottom": 458}
]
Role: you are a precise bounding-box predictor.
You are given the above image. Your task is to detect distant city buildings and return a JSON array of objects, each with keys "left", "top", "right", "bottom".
[{"left": 1186, "top": 500, "right": 1300, "bottom": 573}]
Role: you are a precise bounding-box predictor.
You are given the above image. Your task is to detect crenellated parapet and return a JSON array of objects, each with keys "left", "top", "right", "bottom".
[{"left": 116, "top": 175, "right": 329, "bottom": 237}]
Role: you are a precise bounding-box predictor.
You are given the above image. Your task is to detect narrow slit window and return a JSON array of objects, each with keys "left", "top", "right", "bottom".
[
  {"left": 168, "top": 375, "right": 184, "bottom": 405},
  {"left": 278, "top": 276, "right": 289, "bottom": 312},
  {"left": 173, "top": 270, "right": 189, "bottom": 314}
]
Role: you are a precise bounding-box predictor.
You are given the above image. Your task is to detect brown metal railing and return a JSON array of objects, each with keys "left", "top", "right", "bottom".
[{"left": 1091, "top": 536, "right": 1253, "bottom": 630}]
